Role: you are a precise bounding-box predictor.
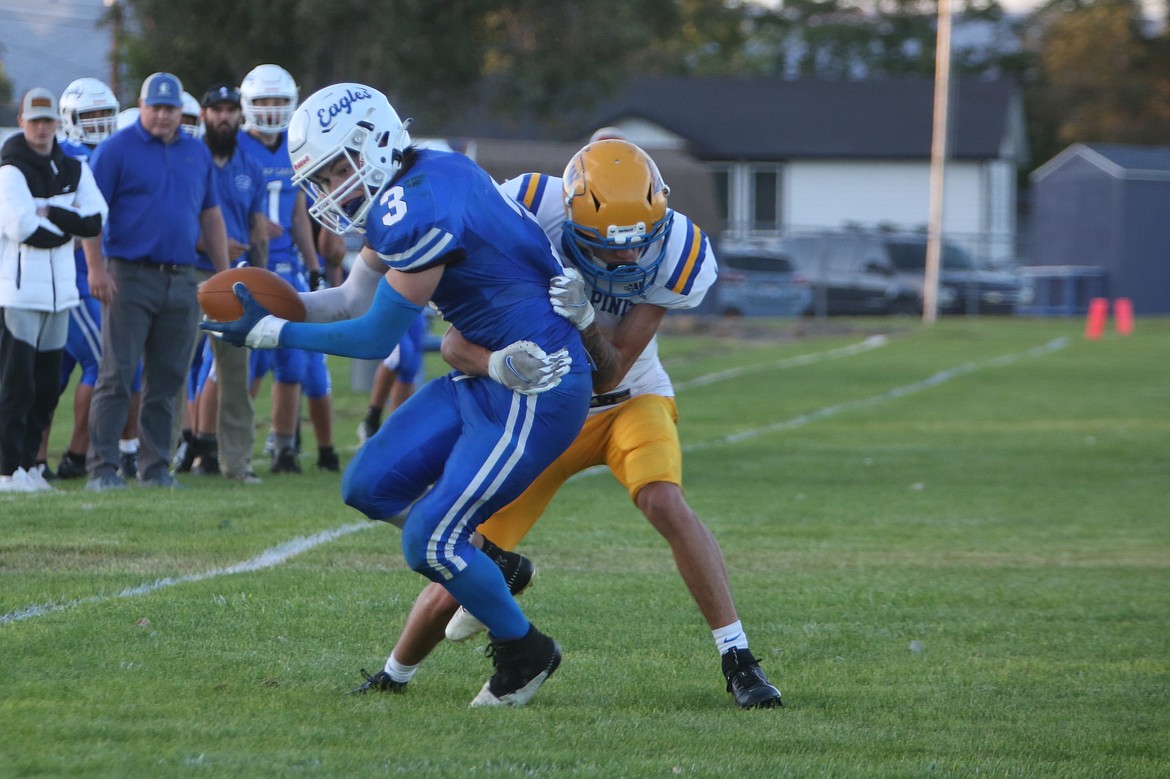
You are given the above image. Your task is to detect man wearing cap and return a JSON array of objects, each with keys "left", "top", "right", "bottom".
[
  {"left": 0, "top": 88, "right": 108, "bottom": 492},
  {"left": 82, "top": 72, "right": 230, "bottom": 490},
  {"left": 181, "top": 83, "right": 269, "bottom": 483}
]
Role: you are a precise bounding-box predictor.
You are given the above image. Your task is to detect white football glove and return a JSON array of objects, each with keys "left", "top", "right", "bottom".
[
  {"left": 487, "top": 340, "right": 571, "bottom": 395},
  {"left": 549, "top": 268, "right": 595, "bottom": 330}
]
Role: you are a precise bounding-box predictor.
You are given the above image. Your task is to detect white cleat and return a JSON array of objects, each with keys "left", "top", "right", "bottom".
[{"left": 446, "top": 607, "right": 488, "bottom": 643}]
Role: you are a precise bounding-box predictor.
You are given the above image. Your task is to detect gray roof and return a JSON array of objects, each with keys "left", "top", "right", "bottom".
[
  {"left": 1081, "top": 143, "right": 1170, "bottom": 173},
  {"left": 590, "top": 76, "right": 1019, "bottom": 162},
  {"left": 424, "top": 76, "right": 1021, "bottom": 163},
  {"left": 1031, "top": 142, "right": 1170, "bottom": 182},
  {"left": 470, "top": 139, "right": 723, "bottom": 242}
]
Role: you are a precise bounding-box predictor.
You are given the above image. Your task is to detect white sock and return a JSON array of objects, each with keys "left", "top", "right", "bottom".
[
  {"left": 713, "top": 620, "right": 748, "bottom": 655},
  {"left": 118, "top": 438, "right": 139, "bottom": 454},
  {"left": 383, "top": 652, "right": 419, "bottom": 684}
]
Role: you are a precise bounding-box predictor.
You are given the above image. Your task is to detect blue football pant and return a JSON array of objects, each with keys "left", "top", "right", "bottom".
[{"left": 342, "top": 369, "right": 590, "bottom": 640}]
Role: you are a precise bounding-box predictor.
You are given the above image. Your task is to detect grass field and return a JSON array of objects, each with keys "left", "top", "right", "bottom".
[{"left": 2, "top": 317, "right": 1168, "bottom": 778}]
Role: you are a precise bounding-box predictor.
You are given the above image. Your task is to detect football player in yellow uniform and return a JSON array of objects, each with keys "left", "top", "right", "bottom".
[{"left": 354, "top": 140, "right": 781, "bottom": 709}]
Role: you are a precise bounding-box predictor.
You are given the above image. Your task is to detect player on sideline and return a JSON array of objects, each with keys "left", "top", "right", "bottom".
[
  {"left": 359, "top": 139, "right": 783, "bottom": 709},
  {"left": 202, "top": 83, "right": 591, "bottom": 707}
]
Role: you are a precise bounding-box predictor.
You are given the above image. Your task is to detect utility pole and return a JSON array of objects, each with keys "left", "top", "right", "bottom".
[{"left": 924, "top": 0, "right": 954, "bottom": 324}]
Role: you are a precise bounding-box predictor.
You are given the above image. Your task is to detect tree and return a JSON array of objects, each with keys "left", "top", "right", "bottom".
[{"left": 1026, "top": 0, "right": 1170, "bottom": 166}]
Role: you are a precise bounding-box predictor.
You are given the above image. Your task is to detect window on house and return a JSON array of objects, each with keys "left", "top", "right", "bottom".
[
  {"left": 751, "top": 167, "right": 781, "bottom": 232},
  {"left": 711, "top": 166, "right": 730, "bottom": 230}
]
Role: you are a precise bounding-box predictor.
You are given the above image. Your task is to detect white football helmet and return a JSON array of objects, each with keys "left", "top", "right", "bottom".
[
  {"left": 59, "top": 77, "right": 119, "bottom": 144},
  {"left": 180, "top": 91, "right": 204, "bottom": 139},
  {"left": 240, "top": 64, "right": 299, "bottom": 133},
  {"left": 288, "top": 83, "right": 411, "bottom": 235},
  {"left": 116, "top": 107, "right": 139, "bottom": 130}
]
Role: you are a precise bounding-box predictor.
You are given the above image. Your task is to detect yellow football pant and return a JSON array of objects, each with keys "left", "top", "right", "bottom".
[{"left": 477, "top": 394, "right": 682, "bottom": 550}]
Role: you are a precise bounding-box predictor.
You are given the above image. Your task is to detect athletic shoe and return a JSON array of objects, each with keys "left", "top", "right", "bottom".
[
  {"left": 86, "top": 473, "right": 127, "bottom": 492},
  {"left": 56, "top": 452, "right": 87, "bottom": 480},
  {"left": 118, "top": 451, "right": 138, "bottom": 481},
  {"left": 316, "top": 448, "right": 340, "bottom": 472},
  {"left": 26, "top": 465, "right": 58, "bottom": 492},
  {"left": 229, "top": 471, "right": 263, "bottom": 485},
  {"left": 172, "top": 439, "right": 195, "bottom": 473},
  {"left": 271, "top": 447, "right": 302, "bottom": 474},
  {"left": 469, "top": 625, "right": 561, "bottom": 707},
  {"left": 446, "top": 549, "right": 536, "bottom": 643},
  {"left": 349, "top": 669, "right": 407, "bottom": 695},
  {"left": 193, "top": 451, "right": 221, "bottom": 475},
  {"left": 35, "top": 462, "right": 58, "bottom": 482},
  {"left": 0, "top": 468, "right": 38, "bottom": 493},
  {"left": 140, "top": 472, "right": 188, "bottom": 490},
  {"left": 721, "top": 647, "right": 783, "bottom": 709}
]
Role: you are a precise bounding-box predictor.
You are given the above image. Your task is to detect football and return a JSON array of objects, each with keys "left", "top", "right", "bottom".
[{"left": 198, "top": 267, "right": 307, "bottom": 323}]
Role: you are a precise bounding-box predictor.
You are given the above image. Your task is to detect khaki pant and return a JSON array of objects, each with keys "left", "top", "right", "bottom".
[{"left": 190, "top": 268, "right": 255, "bottom": 478}]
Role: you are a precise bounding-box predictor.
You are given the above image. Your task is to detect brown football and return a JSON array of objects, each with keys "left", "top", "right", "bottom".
[{"left": 198, "top": 267, "right": 307, "bottom": 322}]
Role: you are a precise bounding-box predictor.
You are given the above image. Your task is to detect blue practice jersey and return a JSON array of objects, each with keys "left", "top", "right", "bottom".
[
  {"left": 197, "top": 147, "right": 267, "bottom": 272},
  {"left": 364, "top": 149, "right": 585, "bottom": 364},
  {"left": 237, "top": 130, "right": 300, "bottom": 264}
]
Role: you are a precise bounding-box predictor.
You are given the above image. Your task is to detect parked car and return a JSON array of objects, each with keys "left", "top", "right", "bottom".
[
  {"left": 774, "top": 232, "right": 903, "bottom": 316},
  {"left": 712, "top": 245, "right": 813, "bottom": 317},
  {"left": 882, "top": 235, "right": 1026, "bottom": 315},
  {"left": 749, "top": 230, "right": 1027, "bottom": 316}
]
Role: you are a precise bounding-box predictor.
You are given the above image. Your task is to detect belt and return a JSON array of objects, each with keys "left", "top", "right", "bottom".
[
  {"left": 590, "top": 388, "right": 631, "bottom": 408},
  {"left": 111, "top": 257, "right": 191, "bottom": 274}
]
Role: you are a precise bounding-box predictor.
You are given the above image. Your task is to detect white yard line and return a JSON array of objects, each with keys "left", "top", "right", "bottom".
[
  {"left": 1, "top": 522, "right": 374, "bottom": 625},
  {"left": 2, "top": 336, "right": 1066, "bottom": 625},
  {"left": 674, "top": 334, "right": 889, "bottom": 390}
]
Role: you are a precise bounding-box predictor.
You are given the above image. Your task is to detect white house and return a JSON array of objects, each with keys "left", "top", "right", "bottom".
[{"left": 586, "top": 77, "right": 1028, "bottom": 266}]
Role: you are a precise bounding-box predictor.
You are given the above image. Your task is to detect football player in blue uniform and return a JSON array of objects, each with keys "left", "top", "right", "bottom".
[
  {"left": 203, "top": 83, "right": 591, "bottom": 707},
  {"left": 237, "top": 64, "right": 334, "bottom": 474},
  {"left": 365, "top": 140, "right": 783, "bottom": 709}
]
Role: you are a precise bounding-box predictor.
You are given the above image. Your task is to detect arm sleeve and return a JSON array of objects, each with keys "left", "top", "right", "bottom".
[
  {"left": 0, "top": 165, "right": 65, "bottom": 246},
  {"left": 279, "top": 277, "right": 424, "bottom": 360},
  {"left": 46, "top": 206, "right": 102, "bottom": 238},
  {"left": 298, "top": 251, "right": 383, "bottom": 322}
]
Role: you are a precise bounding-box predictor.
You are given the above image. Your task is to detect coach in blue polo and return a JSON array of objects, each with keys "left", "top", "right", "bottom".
[{"left": 83, "top": 72, "right": 230, "bottom": 490}]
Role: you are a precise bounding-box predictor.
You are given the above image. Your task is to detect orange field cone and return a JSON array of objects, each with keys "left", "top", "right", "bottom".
[
  {"left": 1085, "top": 298, "right": 1108, "bottom": 340},
  {"left": 1114, "top": 298, "right": 1134, "bottom": 336}
]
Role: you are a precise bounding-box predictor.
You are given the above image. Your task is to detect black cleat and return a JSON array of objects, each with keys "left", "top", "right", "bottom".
[
  {"left": 56, "top": 452, "right": 87, "bottom": 480},
  {"left": 118, "top": 451, "right": 138, "bottom": 481},
  {"left": 349, "top": 668, "right": 407, "bottom": 695},
  {"left": 469, "top": 625, "right": 561, "bottom": 707},
  {"left": 193, "top": 451, "right": 221, "bottom": 475},
  {"left": 316, "top": 447, "right": 340, "bottom": 472},
  {"left": 271, "top": 447, "right": 302, "bottom": 474},
  {"left": 722, "top": 647, "right": 783, "bottom": 709}
]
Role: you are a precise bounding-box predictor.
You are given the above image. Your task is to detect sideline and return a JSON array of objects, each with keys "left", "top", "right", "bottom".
[{"left": 2, "top": 337, "right": 1066, "bottom": 625}]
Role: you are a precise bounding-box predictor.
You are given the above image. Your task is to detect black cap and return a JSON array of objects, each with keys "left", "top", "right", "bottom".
[{"left": 201, "top": 83, "right": 241, "bottom": 108}]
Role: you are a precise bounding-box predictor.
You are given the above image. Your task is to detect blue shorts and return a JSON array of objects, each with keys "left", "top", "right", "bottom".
[{"left": 61, "top": 295, "right": 142, "bottom": 393}]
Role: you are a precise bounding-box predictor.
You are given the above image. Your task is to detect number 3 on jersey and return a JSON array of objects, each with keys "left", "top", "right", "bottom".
[{"left": 380, "top": 186, "right": 408, "bottom": 228}]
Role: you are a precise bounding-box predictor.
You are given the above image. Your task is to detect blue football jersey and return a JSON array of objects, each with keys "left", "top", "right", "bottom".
[
  {"left": 364, "top": 149, "right": 584, "bottom": 362},
  {"left": 237, "top": 130, "right": 301, "bottom": 263}
]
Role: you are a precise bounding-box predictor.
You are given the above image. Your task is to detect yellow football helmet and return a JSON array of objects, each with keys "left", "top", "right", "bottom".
[{"left": 562, "top": 140, "right": 673, "bottom": 298}]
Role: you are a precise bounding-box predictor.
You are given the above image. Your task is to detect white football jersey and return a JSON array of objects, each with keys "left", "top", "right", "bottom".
[{"left": 500, "top": 173, "right": 718, "bottom": 410}]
